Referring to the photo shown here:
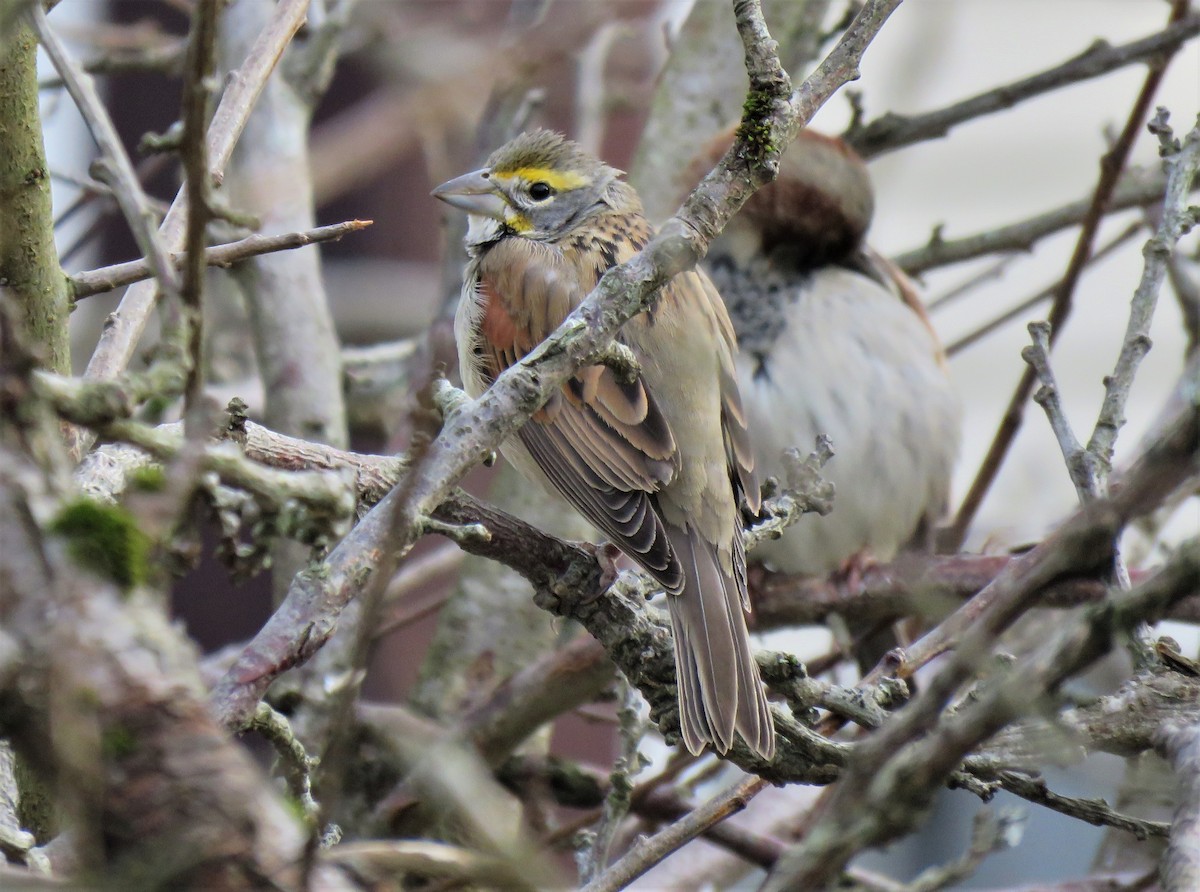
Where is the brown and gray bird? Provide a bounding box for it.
[698,128,961,585]
[433,130,775,760]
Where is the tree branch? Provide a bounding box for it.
[1087,113,1200,482]
[30,2,181,305]
[761,536,1200,890]
[79,0,310,455]
[0,12,69,374]
[894,168,1182,276]
[846,15,1200,159]
[1157,719,1200,891]
[69,220,373,300]
[946,0,1192,548]
[580,775,767,892]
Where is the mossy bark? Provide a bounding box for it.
[0,22,70,373]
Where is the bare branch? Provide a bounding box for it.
[991,772,1169,841]
[750,552,1192,631]
[947,0,1192,549]
[870,400,1198,687]
[580,775,767,892]
[249,702,320,823]
[761,537,1200,891]
[30,3,180,302]
[1023,320,1094,500]
[69,220,373,299]
[1157,720,1200,890]
[80,0,310,443]
[895,169,1177,276]
[1087,113,1200,482]
[846,15,1200,159]
[178,0,220,433]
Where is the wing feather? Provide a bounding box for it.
[690,269,762,515]
[473,237,684,592]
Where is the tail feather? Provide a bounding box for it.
[665,526,775,760]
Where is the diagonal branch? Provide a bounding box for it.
[894,168,1182,276]
[30,3,181,304]
[579,775,767,892]
[69,220,373,300]
[1087,114,1200,482]
[946,0,1192,549]
[79,0,310,450]
[761,534,1200,891]
[846,14,1200,159]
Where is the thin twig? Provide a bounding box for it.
[29,3,180,302]
[1087,113,1200,486]
[69,220,374,299]
[946,0,1192,549]
[1023,113,1200,665]
[946,222,1144,356]
[80,0,310,449]
[579,775,766,892]
[578,681,647,884]
[178,0,220,435]
[991,771,1169,841]
[895,169,1174,276]
[250,702,320,822]
[1022,320,1093,500]
[846,14,1200,159]
[927,255,1018,312]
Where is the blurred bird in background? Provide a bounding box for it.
[694,128,962,659]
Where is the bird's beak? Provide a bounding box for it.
[431,168,508,220]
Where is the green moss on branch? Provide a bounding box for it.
[49,499,149,591]
[0,21,70,374]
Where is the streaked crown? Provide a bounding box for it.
[486,131,629,240]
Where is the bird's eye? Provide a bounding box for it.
[529,181,554,201]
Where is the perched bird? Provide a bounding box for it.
[697,128,961,589]
[432,130,775,759]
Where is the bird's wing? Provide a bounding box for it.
[473,235,684,592]
[692,268,761,517]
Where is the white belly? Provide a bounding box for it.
[738,267,961,575]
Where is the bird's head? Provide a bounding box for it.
[688,127,875,271]
[432,130,628,245]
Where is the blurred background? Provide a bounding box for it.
[35,1,1199,887]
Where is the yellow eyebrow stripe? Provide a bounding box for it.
[491,167,587,191]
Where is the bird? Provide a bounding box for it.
[695,128,961,631]
[432,129,775,760]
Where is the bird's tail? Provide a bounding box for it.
[665,525,775,760]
